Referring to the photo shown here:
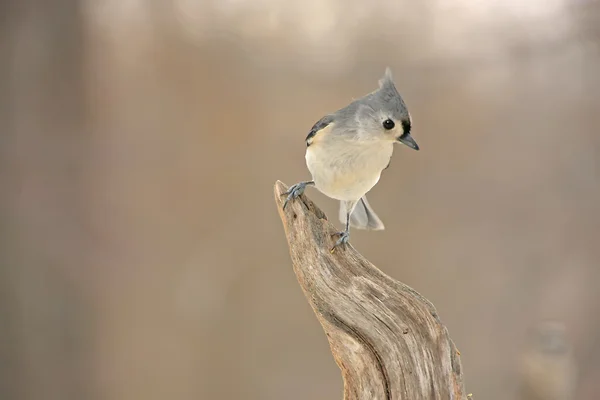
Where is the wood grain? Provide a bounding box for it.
[274,180,468,400]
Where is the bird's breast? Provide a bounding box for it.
[305,140,393,201]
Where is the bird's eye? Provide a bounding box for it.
[382,119,395,130]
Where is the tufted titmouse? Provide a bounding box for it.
[283,67,419,250]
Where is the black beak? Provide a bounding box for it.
[397,133,419,151]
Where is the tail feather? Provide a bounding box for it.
[339,196,385,230]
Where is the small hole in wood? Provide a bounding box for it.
[293,213,297,219]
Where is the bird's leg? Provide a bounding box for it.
[282,181,314,210]
[331,209,351,252]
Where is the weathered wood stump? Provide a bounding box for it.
[274,180,468,400]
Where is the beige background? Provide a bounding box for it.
[1,0,600,399]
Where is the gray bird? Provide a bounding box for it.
[283,67,419,250]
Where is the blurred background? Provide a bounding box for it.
[1,0,599,399]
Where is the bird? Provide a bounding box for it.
[517,320,577,400]
[282,67,419,251]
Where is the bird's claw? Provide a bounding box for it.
[330,230,350,253]
[282,182,308,210]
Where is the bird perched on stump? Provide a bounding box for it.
[283,67,419,251]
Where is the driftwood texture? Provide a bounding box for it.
[274,181,467,400]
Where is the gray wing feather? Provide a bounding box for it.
[305,115,334,147]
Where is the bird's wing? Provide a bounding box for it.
[305,115,334,147]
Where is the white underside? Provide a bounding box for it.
[305,139,394,201]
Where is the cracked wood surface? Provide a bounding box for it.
[274,180,467,400]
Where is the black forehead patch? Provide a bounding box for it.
[401,119,411,134]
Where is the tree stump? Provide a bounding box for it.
[274,180,468,400]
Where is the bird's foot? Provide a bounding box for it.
[282,182,309,210]
[331,230,350,253]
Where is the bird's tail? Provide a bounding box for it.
[339,196,385,230]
